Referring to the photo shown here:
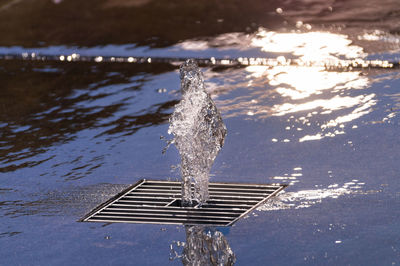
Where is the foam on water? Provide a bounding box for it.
[168,59,227,205]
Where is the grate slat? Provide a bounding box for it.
[143,181,282,190]
[89,215,233,223]
[134,188,276,195]
[136,187,277,193]
[80,179,287,226]
[100,209,241,217]
[88,218,229,226]
[110,203,250,211]
[93,212,238,220]
[106,205,246,213]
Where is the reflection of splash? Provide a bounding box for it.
[257,181,365,211]
[170,226,236,266]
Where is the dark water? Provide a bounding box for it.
[1,0,400,265]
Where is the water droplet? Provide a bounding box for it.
[296,21,303,28]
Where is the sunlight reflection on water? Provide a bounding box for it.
[251,29,366,61]
[201,28,392,210]
[209,29,380,147]
[258,180,366,211]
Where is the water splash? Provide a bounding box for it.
[168,59,227,206]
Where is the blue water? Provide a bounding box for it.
[1,0,400,265]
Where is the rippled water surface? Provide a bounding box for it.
[1,0,400,265]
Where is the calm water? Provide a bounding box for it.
[1,0,400,265]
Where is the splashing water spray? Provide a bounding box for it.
[168,59,227,206]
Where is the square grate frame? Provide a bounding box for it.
[79,179,287,226]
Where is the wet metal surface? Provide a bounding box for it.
[81,179,286,226]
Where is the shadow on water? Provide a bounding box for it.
[0,183,130,220]
[0,60,177,173]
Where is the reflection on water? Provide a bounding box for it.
[0,0,284,48]
[0,60,176,173]
[2,0,400,50]
[251,29,365,61]
[257,179,365,211]
[210,29,386,144]
[0,183,130,238]
[171,226,235,266]
[258,180,366,211]
[248,66,368,100]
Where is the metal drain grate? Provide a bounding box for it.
[80,179,287,226]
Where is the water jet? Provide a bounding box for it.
[80,59,287,226]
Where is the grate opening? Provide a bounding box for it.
[167,199,200,207]
[80,179,287,226]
